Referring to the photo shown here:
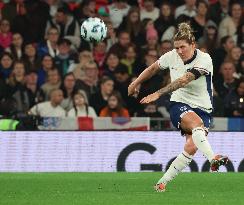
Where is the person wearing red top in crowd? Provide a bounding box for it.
[95,0,109,11]
[93,41,107,74]
[99,91,129,117]
[0,19,12,49]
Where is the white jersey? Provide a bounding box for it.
[30,101,66,117]
[157,49,213,113]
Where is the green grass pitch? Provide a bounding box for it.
[0,172,244,205]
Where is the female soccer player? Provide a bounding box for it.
[128,23,228,192]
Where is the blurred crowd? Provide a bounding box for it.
[0,0,243,119]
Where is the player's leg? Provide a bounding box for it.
[181,111,228,171]
[155,102,228,192]
[180,112,215,161]
[155,134,197,192]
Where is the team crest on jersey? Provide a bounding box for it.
[180,106,188,111]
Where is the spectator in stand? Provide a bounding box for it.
[7,60,26,90]
[25,70,45,106]
[174,0,196,19]
[198,22,218,57]
[0,52,13,80]
[108,30,131,59]
[23,42,41,73]
[41,68,61,100]
[37,54,55,87]
[0,0,6,8]
[73,0,96,23]
[103,52,123,79]
[38,27,60,58]
[97,5,111,23]
[65,0,82,11]
[99,91,129,117]
[215,61,238,99]
[90,76,114,115]
[141,27,159,61]
[154,2,175,40]
[120,43,141,75]
[212,35,235,78]
[95,0,109,10]
[106,21,118,51]
[75,60,99,99]
[54,38,77,77]
[45,0,62,18]
[136,18,155,46]
[2,0,25,26]
[146,27,159,51]
[71,50,93,79]
[159,40,173,56]
[225,46,242,74]
[60,72,76,111]
[93,40,107,73]
[218,2,243,44]
[114,65,130,104]
[24,0,50,42]
[140,0,159,21]
[236,23,244,50]
[224,78,244,117]
[0,19,12,49]
[67,89,97,117]
[11,2,31,42]
[135,48,158,76]
[7,60,33,115]
[103,52,120,79]
[118,6,142,45]
[29,88,65,117]
[108,0,130,29]
[190,0,210,41]
[209,0,230,26]
[46,6,80,47]
[5,33,24,61]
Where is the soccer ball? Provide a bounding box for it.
[80,17,107,43]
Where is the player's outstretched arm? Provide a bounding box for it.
[128,61,160,97]
[140,72,196,104]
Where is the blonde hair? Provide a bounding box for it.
[173,23,195,44]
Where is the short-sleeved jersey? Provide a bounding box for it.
[157,49,213,113]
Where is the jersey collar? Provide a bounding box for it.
[184,49,197,65]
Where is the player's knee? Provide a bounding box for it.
[184,142,197,155]
[189,119,204,130]
[192,126,205,135]
[181,116,204,132]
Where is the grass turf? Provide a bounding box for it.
[0,172,244,205]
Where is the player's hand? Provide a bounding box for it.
[128,82,140,97]
[140,92,160,104]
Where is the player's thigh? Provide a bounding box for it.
[180,111,204,133]
[184,134,197,155]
